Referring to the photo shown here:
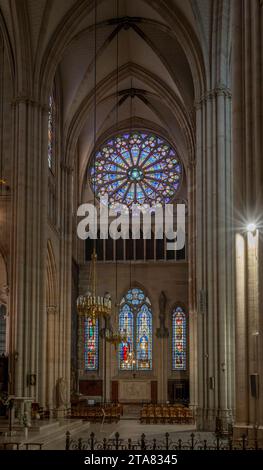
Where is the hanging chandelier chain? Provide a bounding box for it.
[76,0,112,327]
[114,0,119,326]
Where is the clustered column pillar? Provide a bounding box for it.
[188,160,198,414]
[59,163,74,407]
[195,86,234,431]
[232,0,263,440]
[9,97,48,406]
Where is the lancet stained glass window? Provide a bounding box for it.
[48,94,55,171]
[119,288,152,370]
[0,305,6,355]
[90,131,182,207]
[172,307,186,370]
[119,304,134,370]
[84,317,99,370]
[136,304,152,370]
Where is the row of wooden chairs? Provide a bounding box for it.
[70,404,122,423]
[140,404,194,424]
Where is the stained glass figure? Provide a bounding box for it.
[90,131,182,207]
[0,305,6,355]
[119,288,152,370]
[48,95,55,171]
[172,307,186,370]
[136,304,152,370]
[119,304,133,370]
[84,317,99,370]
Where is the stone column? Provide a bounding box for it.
[9,97,48,406]
[188,160,198,413]
[232,0,263,440]
[195,85,234,430]
[46,306,57,411]
[59,163,74,407]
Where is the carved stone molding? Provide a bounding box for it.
[195,84,232,108]
[60,162,74,175]
[47,305,57,315]
[11,95,48,112]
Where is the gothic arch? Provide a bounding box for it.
[79,117,187,202]
[65,62,195,178]
[5,1,33,94]
[46,240,58,309]
[45,240,58,409]
[37,0,206,105]
[0,8,15,89]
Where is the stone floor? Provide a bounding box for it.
[0,417,221,450]
[45,419,217,450]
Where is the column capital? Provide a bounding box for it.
[60,162,74,175]
[11,95,48,111]
[195,84,231,108]
[188,159,196,169]
[47,305,57,315]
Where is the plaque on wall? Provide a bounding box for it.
[119,380,151,402]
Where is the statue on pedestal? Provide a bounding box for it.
[56,377,67,408]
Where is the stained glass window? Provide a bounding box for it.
[119,288,152,370]
[119,304,134,370]
[136,304,152,370]
[90,131,182,207]
[0,305,6,355]
[172,307,186,370]
[84,317,99,370]
[48,94,55,171]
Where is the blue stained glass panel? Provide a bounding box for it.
[119,304,134,370]
[90,131,182,207]
[48,95,55,170]
[118,289,152,371]
[84,317,99,370]
[136,304,152,370]
[172,307,186,370]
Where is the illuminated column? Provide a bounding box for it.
[247,229,259,431]
[235,234,248,426]
[232,0,263,439]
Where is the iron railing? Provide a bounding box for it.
[65,431,262,451]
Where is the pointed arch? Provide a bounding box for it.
[119,287,152,371]
[46,240,58,308]
[172,305,187,371]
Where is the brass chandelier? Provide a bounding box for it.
[77,248,111,326]
[105,327,127,350]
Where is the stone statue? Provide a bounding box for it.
[71,367,77,394]
[156,291,169,338]
[104,313,112,331]
[56,377,67,408]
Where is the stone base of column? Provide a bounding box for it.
[196,407,233,432]
[233,424,263,444]
[55,407,67,418]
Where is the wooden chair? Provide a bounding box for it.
[154,406,162,423]
[140,408,147,423]
[162,406,170,423]
[147,406,155,423]
[169,407,176,424]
